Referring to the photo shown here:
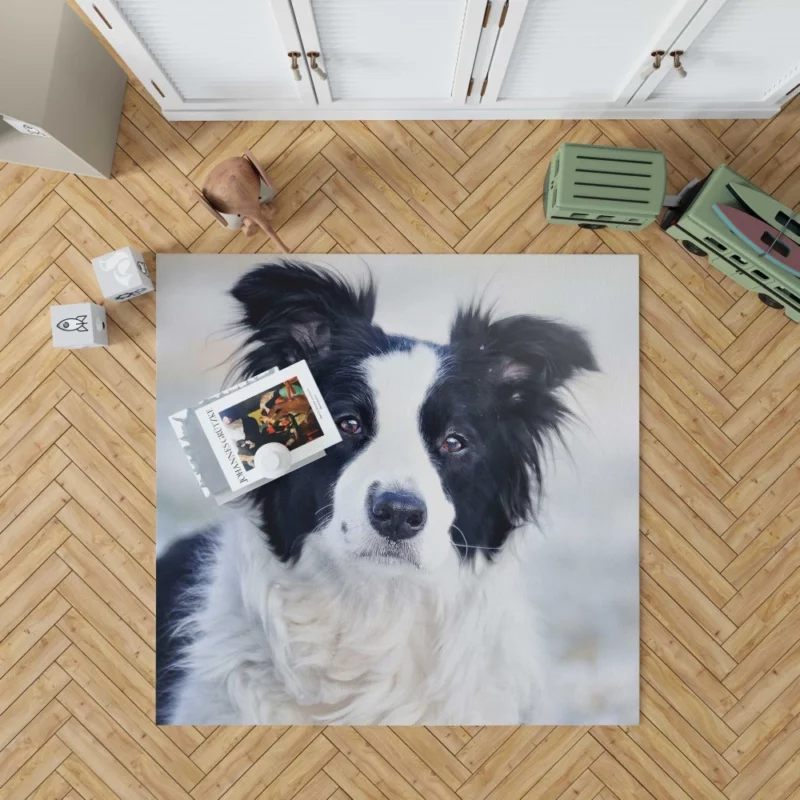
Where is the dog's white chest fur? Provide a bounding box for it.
[168,517,542,725]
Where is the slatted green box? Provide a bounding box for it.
[544,144,667,231]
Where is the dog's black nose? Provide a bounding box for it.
[368,490,427,540]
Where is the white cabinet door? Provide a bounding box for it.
[480,0,707,110]
[76,0,316,112]
[633,0,800,108]
[289,0,486,108]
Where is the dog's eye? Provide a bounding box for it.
[338,416,362,435]
[442,434,466,453]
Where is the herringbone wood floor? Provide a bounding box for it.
[3,51,800,799]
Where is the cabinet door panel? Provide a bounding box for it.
[484,0,705,106]
[292,0,481,106]
[85,0,314,107]
[646,0,800,104]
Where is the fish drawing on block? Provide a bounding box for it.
[713,204,800,277]
[57,315,89,332]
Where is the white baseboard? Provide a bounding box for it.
[162,104,781,122]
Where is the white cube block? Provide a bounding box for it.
[51,303,108,349]
[92,246,154,301]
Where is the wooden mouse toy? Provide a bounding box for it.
[196,149,288,252]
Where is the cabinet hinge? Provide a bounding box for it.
[482,1,492,27]
[499,0,509,27]
[467,77,474,97]
[480,77,488,97]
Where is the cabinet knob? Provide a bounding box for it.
[307,52,327,81]
[670,50,687,79]
[640,51,665,81]
[288,52,302,81]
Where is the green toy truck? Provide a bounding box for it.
[544,142,800,322]
[660,165,800,323]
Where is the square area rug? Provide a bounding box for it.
[155,254,639,726]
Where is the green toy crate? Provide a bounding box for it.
[544,143,667,231]
[661,165,800,322]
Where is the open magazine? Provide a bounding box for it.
[169,361,340,504]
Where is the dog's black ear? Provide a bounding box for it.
[231,261,376,370]
[450,306,597,399]
[450,306,597,522]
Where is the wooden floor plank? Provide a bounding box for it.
[400,121,469,174]
[0,590,70,683]
[57,682,191,800]
[639,681,737,790]
[321,173,414,253]
[640,356,736,463]
[0,698,70,790]
[641,501,736,608]
[56,571,154,684]
[122,85,202,176]
[264,121,336,190]
[453,121,538,192]
[57,646,204,791]
[730,96,800,179]
[640,643,737,751]
[454,121,506,156]
[322,137,448,252]
[364,120,469,210]
[55,392,154,501]
[0,517,72,608]
[631,119,711,180]
[0,192,69,278]
[641,392,735,500]
[2,733,71,800]
[55,535,154,643]
[77,172,185,255]
[723,642,800,734]
[55,175,147,253]
[111,148,202,249]
[454,119,578,230]
[116,115,200,212]
[0,162,36,206]
[330,121,468,246]
[723,678,800,772]
[641,534,736,643]
[0,265,70,350]
[1,58,800,799]
[457,728,550,800]
[723,568,800,664]
[0,228,68,316]
[0,169,65,243]
[189,726,288,800]
[187,122,238,157]
[56,716,158,800]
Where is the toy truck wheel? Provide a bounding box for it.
[682,240,707,257]
[758,293,784,310]
[578,223,607,230]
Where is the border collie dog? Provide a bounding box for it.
[157,261,597,725]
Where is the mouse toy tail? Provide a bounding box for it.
[253,213,289,253]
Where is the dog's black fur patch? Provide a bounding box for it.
[156,527,217,722]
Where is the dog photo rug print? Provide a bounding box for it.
[155,255,639,725]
